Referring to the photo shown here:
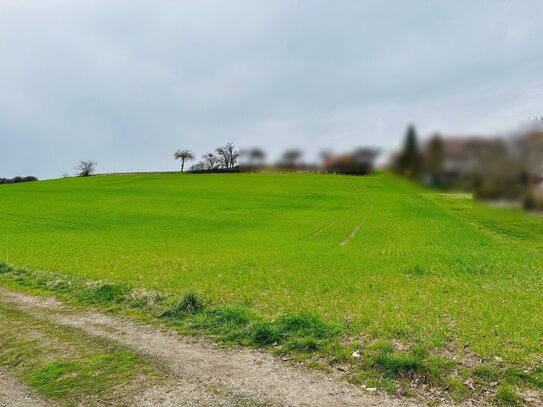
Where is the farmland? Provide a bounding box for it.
[1,172,542,402]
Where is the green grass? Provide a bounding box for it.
[494,384,522,406]
[0,301,162,405]
[27,353,143,401]
[0,172,542,399]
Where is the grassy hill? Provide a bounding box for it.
[1,172,542,399]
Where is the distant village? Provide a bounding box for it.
[391,124,543,210]
[240,122,543,211]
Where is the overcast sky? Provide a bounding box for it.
[1,0,542,179]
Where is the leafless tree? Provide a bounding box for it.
[202,153,219,170]
[216,142,239,170]
[174,149,195,172]
[77,160,97,177]
[190,161,206,171]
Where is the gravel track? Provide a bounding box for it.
[0,288,426,407]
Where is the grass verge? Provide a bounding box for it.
[0,262,538,405]
[0,295,163,406]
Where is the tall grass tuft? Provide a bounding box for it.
[162,292,205,318]
[75,283,130,304]
[494,385,522,406]
[0,262,12,274]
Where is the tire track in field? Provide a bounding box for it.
[308,205,355,238]
[305,179,360,239]
[340,183,375,247]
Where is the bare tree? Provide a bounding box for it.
[227,142,240,169]
[202,153,219,170]
[77,160,97,177]
[216,145,228,169]
[216,142,239,170]
[174,149,195,172]
[190,161,206,171]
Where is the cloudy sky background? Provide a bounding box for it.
[1,0,542,179]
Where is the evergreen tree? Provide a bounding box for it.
[397,125,422,178]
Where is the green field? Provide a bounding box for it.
[1,173,542,374]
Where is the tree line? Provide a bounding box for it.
[60,144,240,179]
[0,176,38,185]
[174,142,239,172]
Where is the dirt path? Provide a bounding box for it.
[0,369,50,407]
[0,288,426,407]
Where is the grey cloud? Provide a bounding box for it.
[1,0,543,178]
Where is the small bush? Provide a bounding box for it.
[162,292,205,318]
